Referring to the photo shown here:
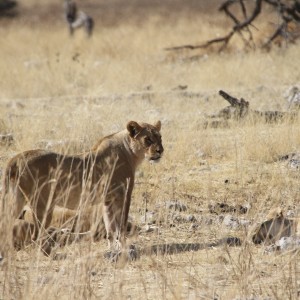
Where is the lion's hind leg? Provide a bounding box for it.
[2,179,27,220]
[3,184,29,250]
[12,219,35,250]
[32,199,54,238]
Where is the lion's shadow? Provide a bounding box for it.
[142,237,241,256]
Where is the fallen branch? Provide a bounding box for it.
[206,90,297,126]
[164,31,235,52]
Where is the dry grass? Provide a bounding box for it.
[0,1,300,299]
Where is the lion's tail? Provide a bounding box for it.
[1,158,20,210]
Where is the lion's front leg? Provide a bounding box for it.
[102,202,122,262]
[102,203,121,250]
[30,186,56,247]
[102,186,139,262]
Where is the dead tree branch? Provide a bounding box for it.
[212,90,296,123]
[165,31,235,51]
[219,90,248,107]
[166,0,300,52]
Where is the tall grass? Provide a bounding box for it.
[0,1,299,299]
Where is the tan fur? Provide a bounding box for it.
[12,219,35,250]
[252,208,295,245]
[22,205,93,233]
[265,207,284,220]
[2,121,163,253]
[22,204,139,242]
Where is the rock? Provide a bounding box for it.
[239,218,251,227]
[195,149,205,158]
[37,275,51,285]
[286,210,296,218]
[166,200,187,212]
[186,215,197,222]
[172,85,188,91]
[275,236,300,250]
[286,208,300,218]
[222,215,240,228]
[288,159,300,170]
[196,216,214,225]
[284,86,300,108]
[52,253,68,260]
[264,244,278,254]
[0,133,13,146]
[223,236,241,246]
[209,202,249,215]
[238,205,250,214]
[140,224,158,233]
[278,152,300,170]
[140,211,156,225]
[172,214,184,222]
[104,245,140,262]
[189,223,199,231]
[264,236,300,254]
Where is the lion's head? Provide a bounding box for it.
[127,120,163,162]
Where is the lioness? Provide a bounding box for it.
[2,120,163,257]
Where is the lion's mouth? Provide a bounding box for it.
[149,156,161,163]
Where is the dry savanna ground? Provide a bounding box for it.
[0,0,300,299]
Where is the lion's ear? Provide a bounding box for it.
[127,121,142,138]
[154,120,161,132]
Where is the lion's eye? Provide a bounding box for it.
[144,137,153,146]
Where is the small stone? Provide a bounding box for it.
[286,210,295,218]
[186,215,197,222]
[140,224,157,233]
[189,223,199,231]
[128,244,139,261]
[52,253,67,261]
[289,159,300,170]
[275,236,300,250]
[166,200,187,212]
[239,218,251,227]
[140,211,156,225]
[222,215,239,228]
[264,244,278,254]
[224,237,241,246]
[173,214,184,222]
[238,205,249,214]
[37,275,51,285]
[0,133,13,146]
[199,216,213,225]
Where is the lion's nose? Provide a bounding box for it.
[157,145,164,155]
